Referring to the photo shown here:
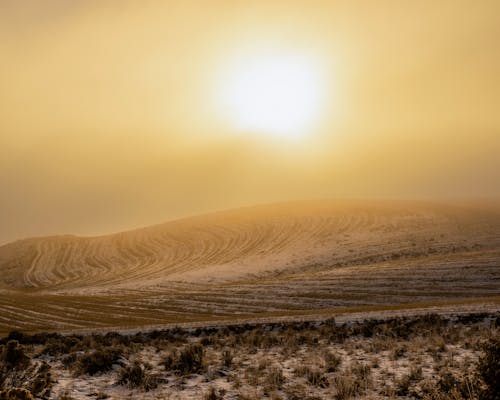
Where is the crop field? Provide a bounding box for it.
[0,200,499,335]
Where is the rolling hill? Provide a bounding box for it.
[1,200,499,334]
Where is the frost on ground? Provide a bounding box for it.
[1,200,500,335]
[0,312,498,400]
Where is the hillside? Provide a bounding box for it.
[1,200,499,334]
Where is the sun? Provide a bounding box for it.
[217,52,325,139]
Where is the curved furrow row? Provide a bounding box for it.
[4,201,500,292]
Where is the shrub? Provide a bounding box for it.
[0,388,34,400]
[436,369,460,394]
[40,336,82,357]
[5,332,26,344]
[61,353,78,369]
[57,391,75,400]
[0,341,30,369]
[333,374,358,400]
[295,366,329,388]
[323,351,341,372]
[221,349,233,369]
[75,347,123,376]
[203,387,225,400]
[117,361,159,391]
[390,344,407,360]
[163,343,205,375]
[396,367,422,396]
[477,335,500,400]
[265,366,285,390]
[350,362,372,392]
[29,361,53,399]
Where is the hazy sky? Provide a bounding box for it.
[1,0,499,244]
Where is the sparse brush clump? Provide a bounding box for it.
[0,341,30,370]
[349,361,372,393]
[60,352,78,369]
[436,368,460,393]
[29,361,53,399]
[163,343,205,375]
[294,365,329,388]
[57,390,76,400]
[419,373,480,400]
[203,386,225,400]
[0,388,34,400]
[221,348,233,369]
[117,361,160,391]
[332,374,359,400]
[477,335,500,400]
[390,344,407,360]
[40,336,82,357]
[74,347,123,376]
[0,341,32,397]
[417,366,482,400]
[329,363,370,400]
[323,351,341,372]
[395,366,422,396]
[0,341,53,399]
[264,366,285,391]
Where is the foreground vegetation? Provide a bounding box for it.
[0,313,498,399]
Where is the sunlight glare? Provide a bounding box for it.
[217,52,325,139]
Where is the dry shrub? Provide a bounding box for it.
[419,368,480,400]
[323,351,342,372]
[56,390,75,400]
[283,383,322,400]
[294,365,329,388]
[368,337,393,353]
[350,361,372,392]
[331,362,371,399]
[236,389,261,400]
[420,381,470,400]
[203,386,225,400]
[0,341,31,393]
[265,366,285,390]
[477,335,500,400]
[244,366,265,386]
[0,363,52,399]
[39,336,82,357]
[29,361,53,399]
[436,369,461,393]
[0,341,53,399]
[75,347,123,376]
[163,343,205,375]
[395,366,422,396]
[390,344,407,360]
[221,349,233,369]
[332,374,358,400]
[257,357,269,371]
[0,388,34,400]
[0,341,30,369]
[117,361,160,391]
[61,353,77,369]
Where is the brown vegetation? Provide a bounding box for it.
[0,312,498,399]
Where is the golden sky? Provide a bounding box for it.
[1,0,499,243]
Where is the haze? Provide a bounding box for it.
[1,0,500,244]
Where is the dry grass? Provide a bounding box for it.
[0,312,498,399]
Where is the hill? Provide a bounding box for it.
[0,199,499,334]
